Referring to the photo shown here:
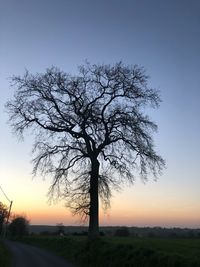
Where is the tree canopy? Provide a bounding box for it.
[6,62,165,238]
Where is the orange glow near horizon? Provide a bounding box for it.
[11,193,200,228]
[1,164,199,228]
[11,206,200,228]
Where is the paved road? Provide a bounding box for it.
[5,240,76,267]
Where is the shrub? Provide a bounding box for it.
[9,216,29,237]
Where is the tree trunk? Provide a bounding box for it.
[88,158,99,239]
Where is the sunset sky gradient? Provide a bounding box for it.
[0,0,200,228]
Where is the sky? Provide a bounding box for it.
[0,0,200,228]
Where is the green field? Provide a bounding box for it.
[18,236,200,267]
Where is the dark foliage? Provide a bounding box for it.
[9,216,29,237]
[0,241,11,267]
[0,202,8,235]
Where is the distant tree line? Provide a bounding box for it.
[113,226,200,239]
[28,225,200,239]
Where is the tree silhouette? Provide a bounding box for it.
[6,62,165,239]
[0,202,8,235]
[9,216,29,237]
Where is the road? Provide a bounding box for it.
[5,240,76,267]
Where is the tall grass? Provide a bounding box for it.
[0,240,11,267]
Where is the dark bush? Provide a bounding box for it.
[9,216,29,237]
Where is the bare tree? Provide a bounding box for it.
[6,62,165,239]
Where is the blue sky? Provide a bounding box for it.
[0,0,200,227]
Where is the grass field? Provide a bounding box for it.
[17,235,200,267]
[0,240,11,267]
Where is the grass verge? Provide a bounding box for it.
[17,236,200,267]
[0,239,11,267]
